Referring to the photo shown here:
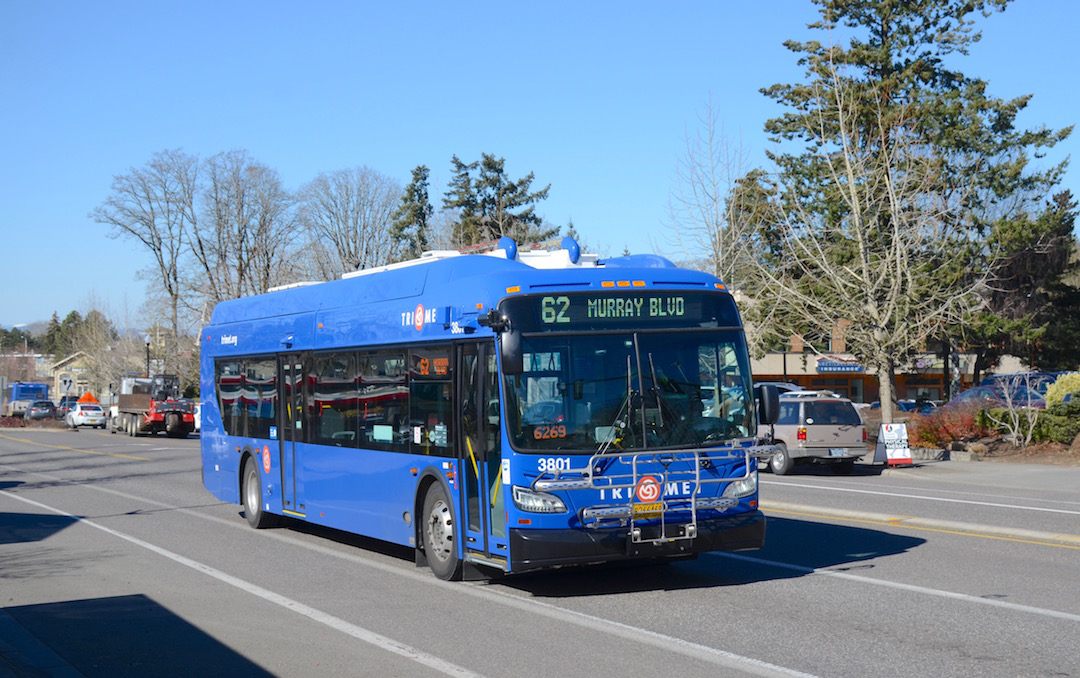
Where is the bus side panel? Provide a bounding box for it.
[297,443,454,548]
[198,398,238,502]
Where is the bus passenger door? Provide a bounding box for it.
[279,353,306,517]
[459,342,508,566]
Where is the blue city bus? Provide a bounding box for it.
[199,237,778,580]
[4,382,49,417]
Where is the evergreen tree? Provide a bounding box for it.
[442,153,555,246]
[57,311,83,358]
[960,191,1078,376]
[42,312,62,356]
[443,155,481,245]
[566,220,580,243]
[736,0,1070,420]
[1026,192,1080,370]
[390,165,434,260]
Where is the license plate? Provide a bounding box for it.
[632,502,664,519]
[829,448,847,457]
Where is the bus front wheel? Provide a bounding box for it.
[422,483,461,581]
[243,457,279,529]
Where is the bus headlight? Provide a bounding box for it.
[512,486,567,513]
[722,471,757,499]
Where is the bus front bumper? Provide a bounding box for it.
[508,510,765,573]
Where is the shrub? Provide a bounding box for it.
[982,407,1040,446]
[1045,372,1080,406]
[907,405,992,446]
[1036,399,1080,444]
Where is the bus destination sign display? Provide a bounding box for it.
[541,294,686,324]
[503,291,740,332]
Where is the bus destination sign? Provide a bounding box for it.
[541,294,686,324]
[503,291,740,332]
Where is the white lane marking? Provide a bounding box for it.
[2,465,816,678]
[760,480,1080,516]
[769,475,1080,508]
[713,552,1080,623]
[0,489,484,678]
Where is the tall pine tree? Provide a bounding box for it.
[736,0,1070,420]
[443,153,555,247]
[390,165,434,260]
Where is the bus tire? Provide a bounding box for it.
[243,457,279,529]
[421,483,461,581]
[770,442,794,476]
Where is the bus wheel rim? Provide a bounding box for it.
[426,499,453,562]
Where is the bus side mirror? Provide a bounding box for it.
[501,329,523,376]
[756,384,779,426]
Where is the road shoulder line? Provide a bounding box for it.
[760,499,1080,548]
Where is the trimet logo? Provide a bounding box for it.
[635,475,663,502]
[401,303,437,331]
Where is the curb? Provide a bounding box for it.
[760,499,1080,548]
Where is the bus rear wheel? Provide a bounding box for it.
[243,457,279,529]
[421,483,461,581]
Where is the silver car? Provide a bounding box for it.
[760,391,866,475]
[66,403,107,429]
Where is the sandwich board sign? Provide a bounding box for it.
[875,423,912,466]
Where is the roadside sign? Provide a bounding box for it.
[875,423,912,466]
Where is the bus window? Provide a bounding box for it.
[359,349,408,451]
[246,359,277,439]
[313,353,358,447]
[410,347,453,457]
[215,358,277,438]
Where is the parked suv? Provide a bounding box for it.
[760,391,866,475]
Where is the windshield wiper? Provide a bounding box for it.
[598,355,638,453]
[646,352,682,432]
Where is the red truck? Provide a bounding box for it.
[110,375,195,438]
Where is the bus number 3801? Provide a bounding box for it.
[537,456,572,473]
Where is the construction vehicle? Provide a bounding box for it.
[110,375,195,438]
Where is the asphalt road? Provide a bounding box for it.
[1,429,1078,677]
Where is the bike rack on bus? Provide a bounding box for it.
[532,443,776,545]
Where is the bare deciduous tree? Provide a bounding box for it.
[190,150,298,304]
[736,69,993,423]
[91,149,198,374]
[663,96,758,290]
[297,166,401,279]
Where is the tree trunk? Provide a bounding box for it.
[875,356,896,425]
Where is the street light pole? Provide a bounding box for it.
[144,334,151,377]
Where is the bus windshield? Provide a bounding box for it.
[504,330,755,452]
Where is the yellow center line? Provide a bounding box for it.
[764,506,1080,550]
[0,431,151,461]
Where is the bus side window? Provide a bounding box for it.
[410,347,453,457]
[361,349,409,452]
[314,353,358,448]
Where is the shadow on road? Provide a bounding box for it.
[500,516,925,597]
[3,594,272,677]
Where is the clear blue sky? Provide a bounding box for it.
[2,0,1076,328]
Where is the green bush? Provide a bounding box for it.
[1037,399,1080,444]
[1045,372,1080,406]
